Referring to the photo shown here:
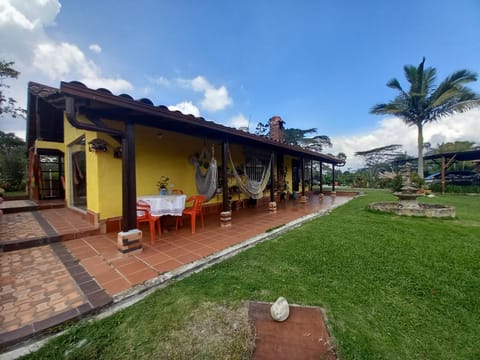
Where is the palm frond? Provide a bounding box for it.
[386,78,404,92]
[403,64,419,87]
[444,69,478,85]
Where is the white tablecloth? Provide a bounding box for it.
[138,194,187,217]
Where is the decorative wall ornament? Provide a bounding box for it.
[88,138,108,152]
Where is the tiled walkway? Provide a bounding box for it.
[1,246,86,332]
[0,194,354,350]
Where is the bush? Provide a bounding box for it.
[0,148,26,192]
[429,182,480,193]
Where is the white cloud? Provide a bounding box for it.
[330,108,480,170]
[202,85,232,112]
[229,113,250,129]
[32,42,132,92]
[0,0,60,30]
[168,101,200,117]
[151,76,171,87]
[178,76,232,112]
[0,0,132,106]
[190,76,210,92]
[33,42,98,80]
[89,43,102,53]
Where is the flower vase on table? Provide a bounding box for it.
[157,176,170,195]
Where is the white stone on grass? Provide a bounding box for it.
[270,297,290,322]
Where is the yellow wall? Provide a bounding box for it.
[61,115,123,219]
[135,125,226,202]
[35,140,65,153]
[37,114,295,221]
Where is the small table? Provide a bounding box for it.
[137,194,187,217]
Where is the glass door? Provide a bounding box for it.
[38,150,64,199]
[69,136,87,210]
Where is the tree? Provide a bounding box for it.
[355,144,404,187]
[0,131,26,191]
[284,128,332,152]
[0,60,25,118]
[370,58,480,178]
[255,122,332,152]
[429,140,477,154]
[0,61,27,192]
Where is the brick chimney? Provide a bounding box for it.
[268,116,285,142]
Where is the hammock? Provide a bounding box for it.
[228,144,273,199]
[191,145,218,201]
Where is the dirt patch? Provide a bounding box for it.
[249,301,336,360]
[160,302,255,359]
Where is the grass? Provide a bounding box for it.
[22,190,480,359]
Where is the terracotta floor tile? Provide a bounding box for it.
[97,249,122,261]
[81,259,112,276]
[150,242,176,251]
[109,256,139,268]
[123,268,158,285]
[92,270,122,284]
[69,246,98,260]
[175,252,202,265]
[191,246,216,257]
[153,259,183,273]
[102,277,131,296]
[64,240,89,250]
[160,246,184,258]
[208,241,230,250]
[79,255,105,268]
[116,261,150,276]
[140,252,173,266]
[178,241,206,252]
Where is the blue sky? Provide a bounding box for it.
[1,0,480,169]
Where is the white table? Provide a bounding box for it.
[137,194,187,217]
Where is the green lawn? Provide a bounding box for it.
[23,191,480,359]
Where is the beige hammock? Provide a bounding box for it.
[227,144,273,199]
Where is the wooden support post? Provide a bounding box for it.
[122,121,137,232]
[222,141,229,213]
[441,156,446,195]
[331,164,336,196]
[270,152,275,203]
[310,160,313,192]
[319,161,323,193]
[301,157,305,196]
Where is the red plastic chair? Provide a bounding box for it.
[136,201,161,244]
[176,195,205,234]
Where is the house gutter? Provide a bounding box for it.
[65,97,123,137]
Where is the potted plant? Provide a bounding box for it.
[157,176,170,195]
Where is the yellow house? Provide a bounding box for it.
[27,81,344,240]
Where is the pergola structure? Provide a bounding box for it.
[421,149,480,194]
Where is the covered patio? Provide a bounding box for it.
[27,81,345,252]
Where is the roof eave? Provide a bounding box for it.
[54,81,343,164]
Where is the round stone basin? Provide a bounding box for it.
[368,202,456,218]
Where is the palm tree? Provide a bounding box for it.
[370,58,480,178]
